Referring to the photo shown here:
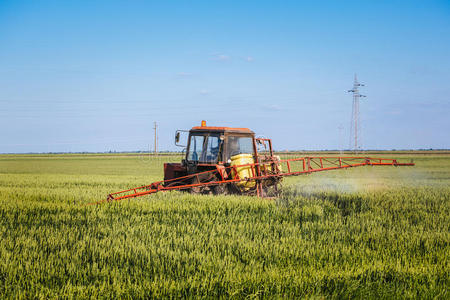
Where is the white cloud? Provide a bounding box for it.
[199,89,210,95]
[262,104,282,111]
[209,53,255,62]
[211,53,231,61]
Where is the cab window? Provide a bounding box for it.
[187,135,205,161]
[187,134,221,163]
[205,135,220,163]
[227,136,253,159]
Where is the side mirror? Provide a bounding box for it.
[174,130,188,147]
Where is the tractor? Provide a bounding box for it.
[164,121,281,196]
[100,121,414,204]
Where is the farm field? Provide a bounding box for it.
[0,152,448,298]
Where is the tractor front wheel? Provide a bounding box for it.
[213,183,229,195]
[189,176,202,194]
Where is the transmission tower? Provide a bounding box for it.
[348,74,366,151]
[153,121,158,154]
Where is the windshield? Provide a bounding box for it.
[205,135,220,163]
[187,135,204,161]
[187,134,221,163]
[227,136,253,159]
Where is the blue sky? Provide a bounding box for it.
[0,0,449,153]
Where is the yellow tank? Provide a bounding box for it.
[230,154,256,190]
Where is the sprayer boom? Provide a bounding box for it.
[92,123,415,205]
[93,155,414,205]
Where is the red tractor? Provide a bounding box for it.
[101,121,414,204]
[164,123,280,196]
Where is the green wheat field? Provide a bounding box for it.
[0,152,448,298]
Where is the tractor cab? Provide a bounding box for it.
[184,126,255,165]
[165,122,256,182]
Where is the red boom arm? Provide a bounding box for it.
[89,156,414,205]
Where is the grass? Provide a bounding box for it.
[0,152,448,298]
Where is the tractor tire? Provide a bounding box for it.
[189,176,206,194]
[213,184,229,195]
[262,178,282,197]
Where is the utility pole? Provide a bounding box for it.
[153,121,158,154]
[348,74,366,151]
[338,124,344,155]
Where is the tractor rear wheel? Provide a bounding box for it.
[262,178,282,197]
